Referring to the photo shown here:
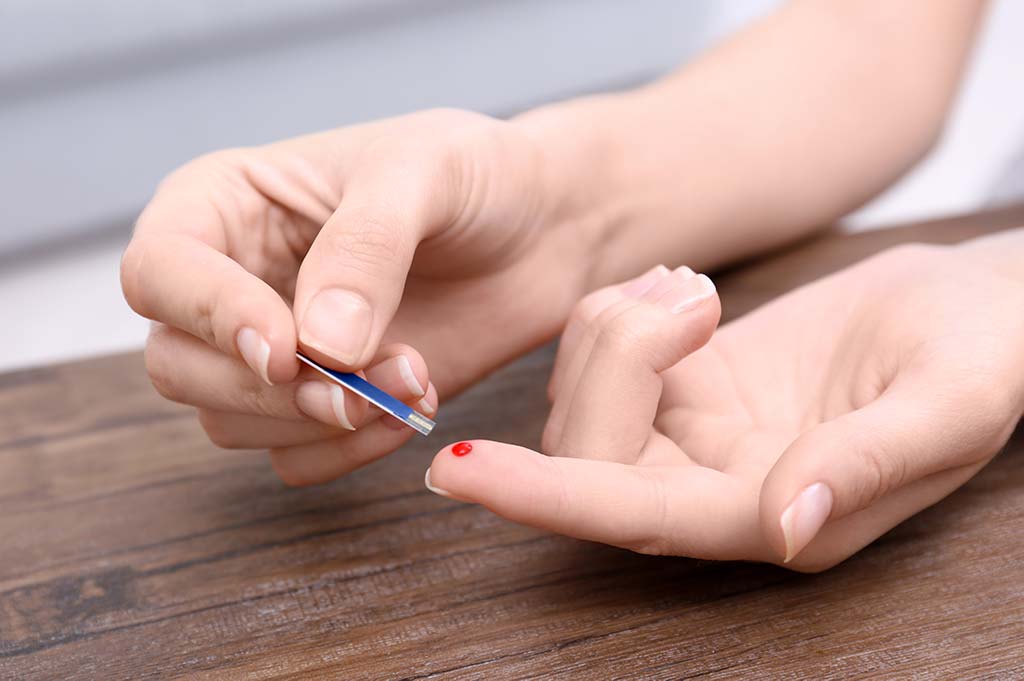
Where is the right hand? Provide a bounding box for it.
[121,108,589,485]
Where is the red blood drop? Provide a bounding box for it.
[451,442,473,457]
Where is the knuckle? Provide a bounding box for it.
[551,467,573,525]
[594,315,654,365]
[572,292,614,328]
[630,474,672,556]
[328,215,406,273]
[851,434,904,507]
[238,381,275,418]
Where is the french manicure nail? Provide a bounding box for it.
[295,381,356,430]
[424,468,452,497]
[659,273,716,314]
[299,289,372,365]
[779,482,833,563]
[237,327,272,385]
[641,265,695,301]
[396,355,426,398]
[327,383,356,430]
[417,398,434,415]
[622,265,670,298]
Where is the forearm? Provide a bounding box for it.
[516,0,985,288]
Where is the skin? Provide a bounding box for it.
[428,234,1024,570]
[120,1,999,565]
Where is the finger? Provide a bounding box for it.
[365,343,430,400]
[294,343,430,430]
[425,440,764,559]
[547,265,670,402]
[759,362,1015,564]
[270,418,416,486]
[145,323,317,421]
[379,380,439,432]
[786,463,985,573]
[123,200,298,385]
[197,409,344,449]
[551,268,721,462]
[293,149,452,371]
[543,265,673,451]
[148,328,429,429]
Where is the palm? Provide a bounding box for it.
[655,285,874,479]
[613,246,1010,567]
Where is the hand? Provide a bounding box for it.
[425,239,1024,571]
[121,109,589,485]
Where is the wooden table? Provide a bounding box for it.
[2,207,1023,680]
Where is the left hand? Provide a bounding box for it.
[425,236,1024,571]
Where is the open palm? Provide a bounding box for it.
[427,243,1024,571]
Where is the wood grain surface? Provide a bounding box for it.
[2,206,1023,680]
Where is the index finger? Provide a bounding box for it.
[425,440,766,561]
[121,159,300,384]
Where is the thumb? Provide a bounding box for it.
[759,367,1001,563]
[293,156,452,370]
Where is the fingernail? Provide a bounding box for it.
[780,482,833,563]
[237,327,272,385]
[424,468,452,498]
[299,289,372,365]
[396,355,425,397]
[622,265,670,297]
[417,383,438,416]
[295,381,356,430]
[640,265,695,301]
[658,273,716,314]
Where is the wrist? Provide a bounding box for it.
[512,95,637,290]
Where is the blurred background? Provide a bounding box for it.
[2,0,1023,372]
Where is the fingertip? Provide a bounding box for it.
[427,439,482,491]
[231,287,299,384]
[424,467,454,498]
[294,379,366,430]
[427,440,541,507]
[236,327,274,385]
[779,482,834,563]
[264,332,300,384]
[758,463,798,562]
[374,343,429,398]
[418,382,439,417]
[759,430,838,563]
